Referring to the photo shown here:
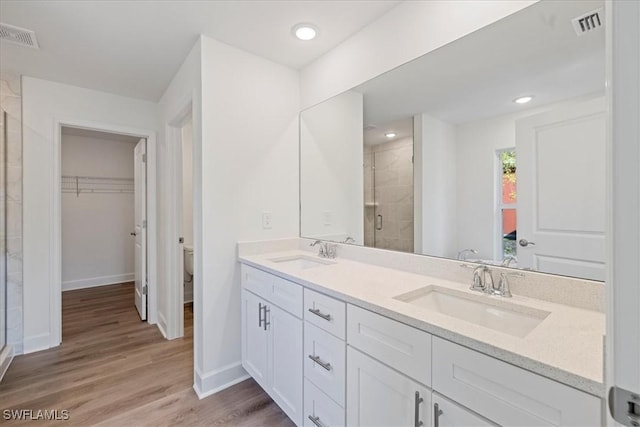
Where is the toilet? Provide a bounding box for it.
[184,244,194,278]
[184,245,194,302]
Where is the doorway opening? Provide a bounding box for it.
[179,115,194,336]
[60,126,148,340]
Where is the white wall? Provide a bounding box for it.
[414,114,457,258]
[21,77,158,353]
[182,120,193,247]
[196,36,299,396]
[300,1,538,109]
[455,94,604,261]
[300,91,363,243]
[61,133,136,290]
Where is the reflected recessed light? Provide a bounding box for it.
[513,96,534,104]
[385,132,397,138]
[293,24,317,41]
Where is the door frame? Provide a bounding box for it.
[51,118,158,345]
[164,98,192,340]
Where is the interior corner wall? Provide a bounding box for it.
[300,90,364,243]
[21,77,158,354]
[300,0,538,109]
[61,134,136,291]
[414,114,457,259]
[197,35,299,396]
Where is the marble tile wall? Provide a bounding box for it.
[1,75,23,355]
[363,138,414,253]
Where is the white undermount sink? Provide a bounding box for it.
[393,286,550,338]
[268,255,334,269]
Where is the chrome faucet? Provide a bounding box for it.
[494,271,524,298]
[342,236,356,244]
[501,255,517,267]
[470,264,495,293]
[310,240,337,259]
[457,248,478,261]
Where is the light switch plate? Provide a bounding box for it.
[262,212,272,229]
[323,211,332,226]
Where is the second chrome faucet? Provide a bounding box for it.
[464,263,523,298]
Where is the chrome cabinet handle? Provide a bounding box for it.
[518,238,536,247]
[308,415,325,427]
[308,308,332,322]
[414,391,424,427]
[376,214,383,230]
[130,232,137,236]
[263,306,270,331]
[258,302,263,328]
[434,402,443,427]
[308,354,332,371]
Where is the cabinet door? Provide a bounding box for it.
[241,290,269,389]
[269,303,303,426]
[347,347,431,427]
[432,393,496,427]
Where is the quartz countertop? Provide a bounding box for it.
[239,249,605,397]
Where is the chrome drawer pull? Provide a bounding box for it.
[308,354,332,371]
[258,302,263,328]
[434,402,443,427]
[308,415,326,427]
[415,391,424,427]
[308,308,332,321]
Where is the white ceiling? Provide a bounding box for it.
[0,0,399,101]
[356,0,605,126]
[364,117,413,146]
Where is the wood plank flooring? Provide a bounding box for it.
[0,283,293,426]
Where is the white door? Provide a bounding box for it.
[269,303,303,426]
[607,1,640,425]
[241,290,269,390]
[516,97,607,281]
[347,347,431,427]
[134,138,147,321]
[432,393,496,427]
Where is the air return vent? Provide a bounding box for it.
[571,8,604,36]
[0,23,39,49]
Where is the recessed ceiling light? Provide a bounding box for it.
[385,132,397,138]
[513,96,534,104]
[293,24,317,41]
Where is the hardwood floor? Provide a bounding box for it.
[1,283,293,426]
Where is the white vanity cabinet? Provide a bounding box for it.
[432,393,496,427]
[303,288,347,427]
[346,305,432,427]
[240,265,303,426]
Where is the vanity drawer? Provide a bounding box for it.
[241,264,302,318]
[304,379,345,427]
[304,289,346,339]
[347,304,431,387]
[304,322,346,406]
[432,337,602,426]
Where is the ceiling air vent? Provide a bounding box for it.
[0,23,39,49]
[571,8,604,36]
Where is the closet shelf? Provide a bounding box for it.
[62,175,134,196]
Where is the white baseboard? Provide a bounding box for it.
[0,345,14,382]
[23,332,52,354]
[193,362,249,399]
[157,312,168,338]
[62,273,134,291]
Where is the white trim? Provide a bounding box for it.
[157,312,168,339]
[193,362,250,399]
[51,118,159,348]
[164,98,192,341]
[0,345,14,382]
[23,332,50,354]
[62,274,134,291]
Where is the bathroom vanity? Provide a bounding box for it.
[238,241,604,427]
